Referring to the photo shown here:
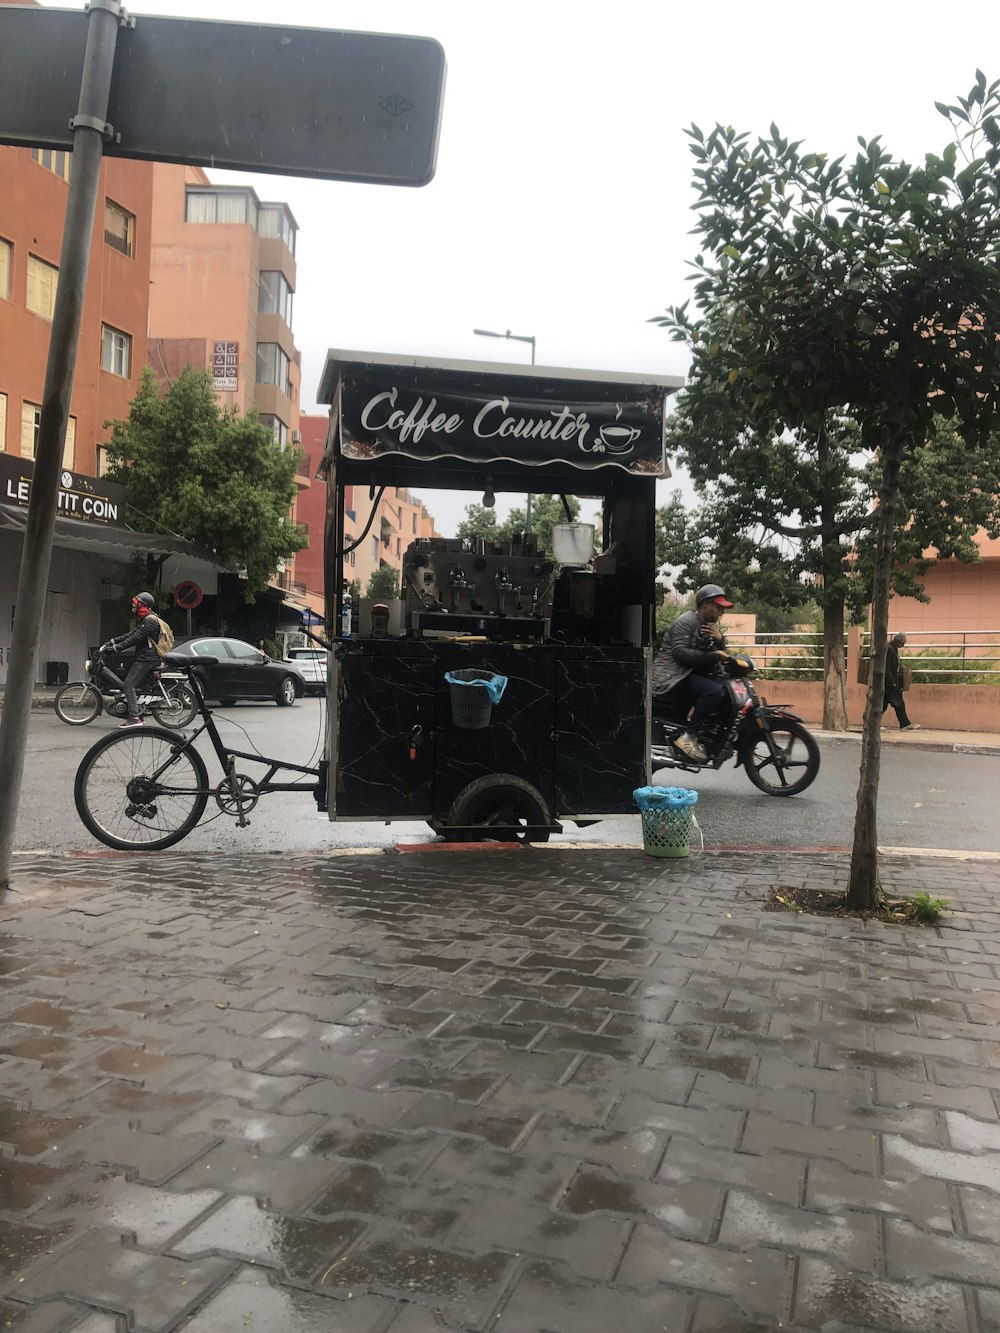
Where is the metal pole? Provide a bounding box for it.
[525,337,535,534]
[0,0,123,886]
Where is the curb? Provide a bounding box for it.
[812,729,1000,757]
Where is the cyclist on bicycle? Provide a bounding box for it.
[101,592,162,728]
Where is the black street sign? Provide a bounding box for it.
[0,6,446,186]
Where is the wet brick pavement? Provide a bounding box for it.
[0,847,999,1331]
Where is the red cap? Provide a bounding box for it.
[710,595,734,608]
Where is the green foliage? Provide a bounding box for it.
[910,891,949,923]
[456,496,582,555]
[654,599,685,634]
[901,647,1000,685]
[366,564,401,601]
[105,367,305,601]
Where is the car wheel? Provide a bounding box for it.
[276,676,297,707]
[219,698,237,707]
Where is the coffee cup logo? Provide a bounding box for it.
[597,422,640,454]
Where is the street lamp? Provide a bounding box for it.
[473,327,536,532]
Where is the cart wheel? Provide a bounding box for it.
[444,774,551,843]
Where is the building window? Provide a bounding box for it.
[26,256,58,320]
[258,271,294,326]
[371,536,379,562]
[0,393,6,451]
[259,413,287,446]
[101,325,132,377]
[21,404,74,467]
[104,200,135,258]
[255,343,290,396]
[0,239,10,300]
[185,188,258,227]
[258,204,297,255]
[30,148,70,181]
[412,513,417,533]
[96,445,111,477]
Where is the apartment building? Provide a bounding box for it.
[147,163,309,597]
[0,141,169,684]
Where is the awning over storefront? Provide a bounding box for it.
[0,504,224,582]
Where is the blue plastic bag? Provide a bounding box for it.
[444,671,508,704]
[633,785,698,811]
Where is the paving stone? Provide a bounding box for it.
[719,1190,879,1269]
[9,1230,233,1331]
[806,1159,955,1232]
[945,1109,1000,1154]
[278,1084,421,1126]
[419,1138,577,1208]
[290,1122,444,1180]
[875,1071,998,1120]
[169,1061,312,1108]
[59,1082,206,1132]
[882,1133,1000,1190]
[0,1301,106,1333]
[520,1117,667,1178]
[0,1161,83,1215]
[741,1113,878,1174]
[688,1070,813,1125]
[0,1106,90,1160]
[885,1215,1000,1285]
[314,1227,515,1329]
[559,1165,723,1240]
[791,1254,970,1333]
[657,1136,804,1205]
[812,1090,941,1143]
[51,1120,217,1187]
[689,1294,796,1332]
[33,1177,220,1249]
[616,1227,789,1321]
[609,1094,743,1149]
[169,1100,324,1152]
[171,1195,365,1281]
[392,1094,534,1149]
[454,1195,628,1280]
[169,1265,397,1332]
[492,1258,693,1332]
[168,1143,340,1212]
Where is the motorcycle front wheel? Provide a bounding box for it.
[150,682,197,729]
[54,682,102,725]
[743,718,820,797]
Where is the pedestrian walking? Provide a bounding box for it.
[883,632,919,730]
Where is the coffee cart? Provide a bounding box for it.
[316,350,682,840]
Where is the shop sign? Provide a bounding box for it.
[212,341,239,393]
[0,454,126,528]
[339,372,667,473]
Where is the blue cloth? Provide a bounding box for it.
[633,785,699,811]
[444,671,508,704]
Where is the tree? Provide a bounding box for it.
[456,495,583,555]
[456,505,500,546]
[105,367,305,600]
[653,75,1000,908]
[366,564,401,601]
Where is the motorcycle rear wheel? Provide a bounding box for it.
[150,683,197,729]
[54,682,102,725]
[743,718,820,797]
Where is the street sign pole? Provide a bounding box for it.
[0,0,124,885]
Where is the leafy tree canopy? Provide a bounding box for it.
[366,564,402,601]
[456,495,582,554]
[105,367,305,601]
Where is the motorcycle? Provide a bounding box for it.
[651,654,820,796]
[53,650,198,729]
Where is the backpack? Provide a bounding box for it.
[153,618,175,657]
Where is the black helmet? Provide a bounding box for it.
[695,584,734,608]
[132,592,155,614]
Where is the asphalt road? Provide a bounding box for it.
[12,698,1000,855]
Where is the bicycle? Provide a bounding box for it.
[73,653,326,851]
[55,650,198,728]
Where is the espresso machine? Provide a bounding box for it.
[402,536,554,639]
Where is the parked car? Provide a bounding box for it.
[170,637,304,706]
[282,646,327,696]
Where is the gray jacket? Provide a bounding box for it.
[651,609,725,697]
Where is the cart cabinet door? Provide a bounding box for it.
[336,653,436,817]
[554,654,646,814]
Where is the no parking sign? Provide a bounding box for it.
[174,580,203,610]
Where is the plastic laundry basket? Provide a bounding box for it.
[446,669,502,729]
[640,807,693,858]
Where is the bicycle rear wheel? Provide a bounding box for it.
[150,682,197,728]
[54,682,101,725]
[74,727,210,850]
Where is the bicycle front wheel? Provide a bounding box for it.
[54,682,101,725]
[74,727,210,850]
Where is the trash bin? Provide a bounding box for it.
[46,661,68,686]
[444,669,508,730]
[633,785,699,859]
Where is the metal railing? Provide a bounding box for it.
[724,630,1000,682]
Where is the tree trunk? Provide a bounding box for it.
[822,598,848,730]
[847,433,904,911]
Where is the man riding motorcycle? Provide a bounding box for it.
[651,584,734,764]
[100,592,162,728]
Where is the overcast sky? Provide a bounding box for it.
[43,0,995,531]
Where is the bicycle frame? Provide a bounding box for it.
[92,657,183,709]
[143,668,323,823]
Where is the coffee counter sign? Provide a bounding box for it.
[0,454,126,528]
[339,373,667,473]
